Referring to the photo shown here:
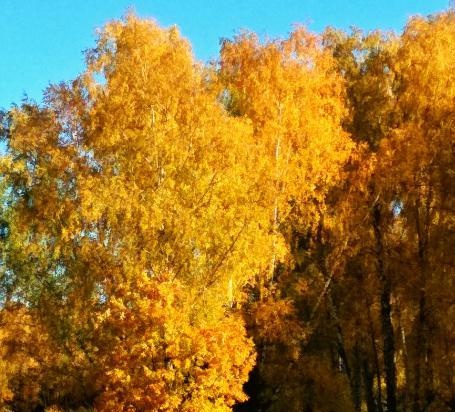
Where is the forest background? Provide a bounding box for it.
[0,2,454,412]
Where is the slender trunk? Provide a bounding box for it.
[353,343,362,411]
[373,202,397,412]
[413,288,424,412]
[413,190,432,412]
[397,301,409,412]
[270,104,282,282]
[328,293,351,380]
[316,218,353,395]
[444,334,455,409]
[366,298,383,412]
[363,359,377,412]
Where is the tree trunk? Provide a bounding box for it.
[412,190,433,412]
[353,343,362,411]
[397,301,410,412]
[373,202,397,412]
[363,359,377,412]
[316,217,354,402]
[366,297,383,412]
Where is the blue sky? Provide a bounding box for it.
[0,0,449,108]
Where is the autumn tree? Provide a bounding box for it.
[384,11,455,411]
[305,11,455,412]
[0,14,274,411]
[219,28,355,411]
[0,9,453,412]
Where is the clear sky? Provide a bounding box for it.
[0,0,450,109]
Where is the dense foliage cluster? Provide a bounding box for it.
[0,10,453,412]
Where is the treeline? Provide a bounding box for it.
[0,10,453,412]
